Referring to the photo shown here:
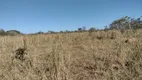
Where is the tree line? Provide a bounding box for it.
[108,16,142,30]
[0,16,141,35]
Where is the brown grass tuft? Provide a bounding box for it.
[125,38,137,43]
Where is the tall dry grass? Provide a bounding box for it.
[0,30,142,80]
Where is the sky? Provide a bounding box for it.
[0,0,142,33]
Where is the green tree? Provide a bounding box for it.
[6,30,21,36]
[0,29,6,35]
[89,27,96,32]
[109,16,142,30]
[36,31,44,34]
[78,28,83,32]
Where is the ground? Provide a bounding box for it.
[0,30,142,80]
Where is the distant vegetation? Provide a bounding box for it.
[109,16,142,30]
[0,16,141,36]
[0,29,21,36]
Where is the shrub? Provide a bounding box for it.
[6,30,21,36]
[0,29,6,35]
[36,31,44,34]
[89,27,96,33]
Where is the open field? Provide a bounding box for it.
[0,30,142,80]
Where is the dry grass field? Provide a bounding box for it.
[0,30,142,80]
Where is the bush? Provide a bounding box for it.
[0,29,6,35]
[6,30,21,36]
[35,31,44,34]
[89,27,96,33]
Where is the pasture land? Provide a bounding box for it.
[0,30,142,80]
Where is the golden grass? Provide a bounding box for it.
[0,30,142,80]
